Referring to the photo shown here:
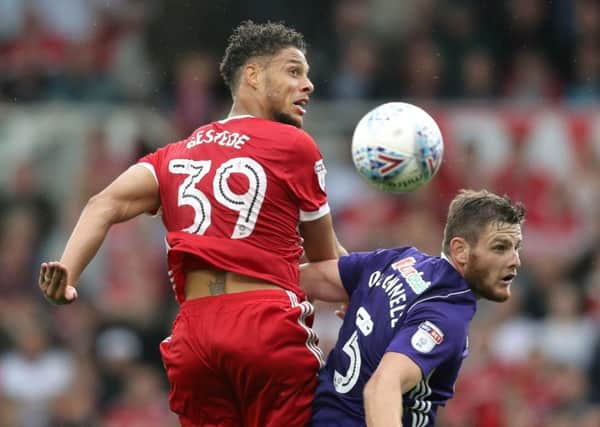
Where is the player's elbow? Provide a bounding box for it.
[363,374,384,403]
[85,192,125,225]
[364,370,402,402]
[363,378,376,403]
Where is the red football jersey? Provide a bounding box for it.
[138,115,330,303]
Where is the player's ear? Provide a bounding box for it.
[450,237,469,267]
[243,63,262,90]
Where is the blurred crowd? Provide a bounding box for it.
[2,0,600,134]
[1,0,599,426]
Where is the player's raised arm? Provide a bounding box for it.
[363,352,422,427]
[299,258,348,302]
[299,212,347,260]
[39,164,160,304]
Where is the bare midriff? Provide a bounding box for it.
[185,269,282,300]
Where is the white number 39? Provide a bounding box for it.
[168,157,267,239]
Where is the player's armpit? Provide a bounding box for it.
[96,164,161,222]
[364,352,422,427]
[335,237,348,256]
[299,213,340,262]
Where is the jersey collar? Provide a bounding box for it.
[218,115,255,124]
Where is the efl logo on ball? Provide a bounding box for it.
[351,102,444,193]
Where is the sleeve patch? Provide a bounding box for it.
[314,159,327,192]
[411,321,444,353]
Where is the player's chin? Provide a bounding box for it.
[275,111,303,128]
[494,290,511,302]
[490,284,511,302]
[476,282,511,302]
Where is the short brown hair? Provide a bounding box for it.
[219,20,307,92]
[442,189,526,254]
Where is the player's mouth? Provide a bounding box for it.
[500,272,516,286]
[293,98,308,115]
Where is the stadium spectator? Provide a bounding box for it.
[0,309,73,427]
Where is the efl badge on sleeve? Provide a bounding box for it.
[411,321,444,353]
[314,159,327,192]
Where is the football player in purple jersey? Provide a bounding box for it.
[301,189,525,427]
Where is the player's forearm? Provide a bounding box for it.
[59,195,120,287]
[364,377,403,427]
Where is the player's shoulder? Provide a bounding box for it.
[394,248,474,303]
[225,116,318,152]
[259,118,316,145]
[414,260,475,310]
[227,116,311,136]
[345,246,416,266]
[272,122,317,151]
[257,117,311,136]
[376,245,418,260]
[378,246,435,269]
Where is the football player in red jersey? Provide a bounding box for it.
[39,21,345,427]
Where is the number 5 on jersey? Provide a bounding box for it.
[169,157,267,238]
[333,307,373,394]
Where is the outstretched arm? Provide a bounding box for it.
[39,164,160,304]
[299,259,348,302]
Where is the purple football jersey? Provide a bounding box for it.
[311,247,476,427]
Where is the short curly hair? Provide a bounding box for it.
[219,20,307,92]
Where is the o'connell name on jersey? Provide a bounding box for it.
[367,255,433,327]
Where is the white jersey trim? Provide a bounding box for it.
[218,114,254,124]
[134,163,161,216]
[408,370,434,427]
[136,162,158,186]
[299,203,331,222]
[406,289,473,314]
[285,291,325,368]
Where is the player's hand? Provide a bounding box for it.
[335,303,348,320]
[39,261,78,305]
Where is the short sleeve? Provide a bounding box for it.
[136,149,162,215]
[137,149,161,187]
[385,301,469,378]
[339,251,373,296]
[287,131,330,222]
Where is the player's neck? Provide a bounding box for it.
[227,106,256,120]
[229,91,268,120]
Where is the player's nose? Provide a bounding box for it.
[510,249,521,268]
[302,76,314,94]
